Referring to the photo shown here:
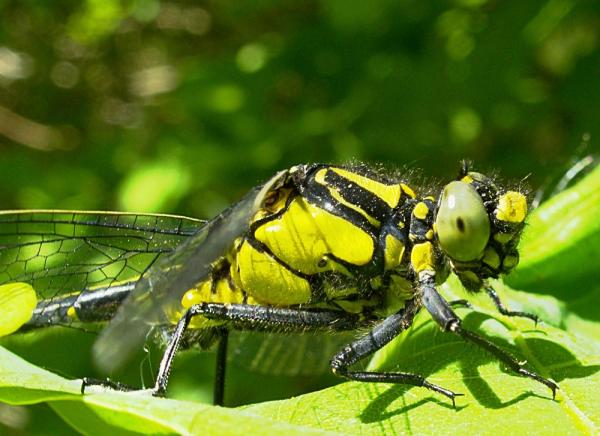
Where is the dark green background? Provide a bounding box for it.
[0,0,598,434]
[1,0,598,218]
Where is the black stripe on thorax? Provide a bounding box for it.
[248,183,298,233]
[299,183,378,239]
[242,236,327,304]
[322,169,394,222]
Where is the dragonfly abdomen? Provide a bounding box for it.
[21,283,134,330]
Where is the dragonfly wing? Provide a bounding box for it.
[93,170,289,372]
[0,210,205,334]
[0,211,205,322]
[228,330,361,376]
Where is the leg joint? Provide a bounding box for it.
[448,319,461,333]
[330,347,352,374]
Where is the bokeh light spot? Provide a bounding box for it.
[209,85,245,113]
[237,43,268,73]
[451,107,482,143]
[50,61,79,89]
[118,161,191,212]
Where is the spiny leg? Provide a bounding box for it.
[330,299,463,407]
[450,324,557,398]
[198,303,362,332]
[421,272,557,399]
[485,285,539,325]
[81,377,135,394]
[150,303,362,403]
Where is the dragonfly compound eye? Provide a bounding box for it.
[435,181,491,262]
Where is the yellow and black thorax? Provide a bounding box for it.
[182,163,529,322]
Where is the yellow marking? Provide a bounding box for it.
[397,221,405,229]
[314,169,327,184]
[255,198,375,273]
[237,241,312,305]
[182,288,203,309]
[413,202,429,220]
[401,183,416,198]
[178,284,211,328]
[461,175,474,183]
[329,168,402,208]
[503,255,519,270]
[494,232,514,244]
[424,196,435,201]
[483,246,500,269]
[0,282,37,337]
[425,229,434,240]
[411,242,434,273]
[179,276,258,329]
[496,191,527,223]
[384,234,405,271]
[233,237,243,251]
[67,306,78,319]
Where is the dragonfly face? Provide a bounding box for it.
[0,162,557,406]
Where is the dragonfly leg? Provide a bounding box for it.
[485,285,539,325]
[213,328,228,406]
[330,299,464,407]
[448,299,472,309]
[420,273,557,399]
[81,377,136,394]
[152,303,361,404]
[199,303,362,332]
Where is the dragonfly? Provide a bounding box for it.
[0,162,558,406]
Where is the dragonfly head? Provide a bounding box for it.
[434,163,528,291]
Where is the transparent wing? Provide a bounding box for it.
[228,330,360,376]
[0,210,206,325]
[94,170,289,372]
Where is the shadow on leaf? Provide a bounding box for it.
[356,306,594,421]
[359,384,467,424]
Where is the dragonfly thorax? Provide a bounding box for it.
[178,163,529,328]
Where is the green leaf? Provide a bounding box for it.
[506,164,600,297]
[0,283,37,337]
[244,276,600,433]
[1,165,599,434]
[506,164,600,347]
[0,347,330,435]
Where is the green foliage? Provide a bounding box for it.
[0,163,598,434]
[0,1,599,218]
[1,1,599,433]
[507,164,600,295]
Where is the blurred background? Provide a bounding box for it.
[0,0,598,218]
[0,0,599,433]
